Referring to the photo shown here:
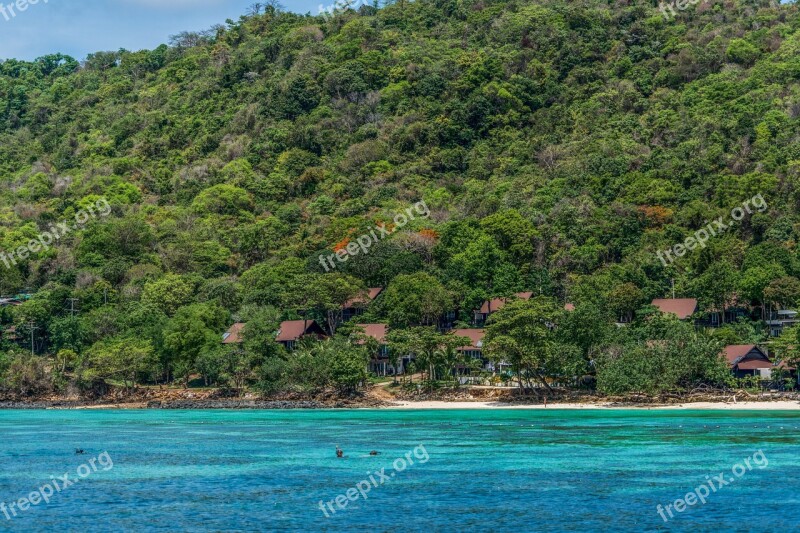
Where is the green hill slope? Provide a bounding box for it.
[1,0,800,393]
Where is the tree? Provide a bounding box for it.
[607,283,644,323]
[596,324,729,395]
[726,38,760,66]
[380,273,452,327]
[446,233,514,290]
[240,258,307,307]
[764,277,800,309]
[483,297,583,391]
[772,325,800,373]
[310,273,368,335]
[4,354,51,397]
[85,336,157,392]
[737,264,785,318]
[322,338,369,394]
[480,209,537,266]
[694,261,739,324]
[162,303,228,387]
[191,184,253,217]
[141,275,195,317]
[55,349,78,374]
[196,344,228,387]
[49,316,87,354]
[559,302,614,360]
[241,306,284,360]
[387,327,471,390]
[197,343,253,391]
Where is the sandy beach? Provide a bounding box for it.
[5,395,800,410]
[384,400,800,410]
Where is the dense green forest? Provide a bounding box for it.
[2,0,800,397]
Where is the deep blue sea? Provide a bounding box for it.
[0,409,798,532]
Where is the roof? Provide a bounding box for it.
[737,360,775,370]
[651,298,698,320]
[479,292,533,314]
[222,323,245,344]
[355,324,388,344]
[343,287,384,309]
[723,345,771,367]
[451,329,485,351]
[276,320,320,342]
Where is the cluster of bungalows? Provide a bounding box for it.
[650,298,797,384]
[652,297,800,337]
[219,292,798,384]
[220,290,576,378]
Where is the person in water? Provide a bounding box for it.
[336,446,343,458]
[369,451,380,456]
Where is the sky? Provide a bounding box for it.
[0,0,323,61]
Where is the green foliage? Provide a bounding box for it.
[484,297,584,390]
[596,318,731,395]
[141,275,196,317]
[162,303,229,386]
[380,272,452,328]
[309,273,367,335]
[84,336,157,390]
[255,337,368,395]
[2,353,51,397]
[2,0,800,396]
[387,327,472,389]
[772,325,800,371]
[241,306,284,360]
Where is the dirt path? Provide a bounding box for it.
[368,382,398,403]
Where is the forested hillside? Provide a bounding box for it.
[2,0,800,395]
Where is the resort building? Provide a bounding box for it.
[651,298,698,320]
[276,320,326,350]
[766,308,799,337]
[723,345,774,379]
[342,287,384,322]
[221,323,245,345]
[474,292,533,325]
[354,323,390,375]
[452,328,486,363]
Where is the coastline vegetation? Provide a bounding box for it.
[2,0,800,401]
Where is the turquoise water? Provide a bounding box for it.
[0,409,799,532]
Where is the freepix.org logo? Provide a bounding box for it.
[0,197,112,269]
[658,0,708,20]
[656,450,768,523]
[1,452,114,522]
[318,445,429,518]
[318,200,430,272]
[0,0,48,23]
[655,193,767,267]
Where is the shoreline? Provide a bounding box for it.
[382,400,800,410]
[1,399,799,411]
